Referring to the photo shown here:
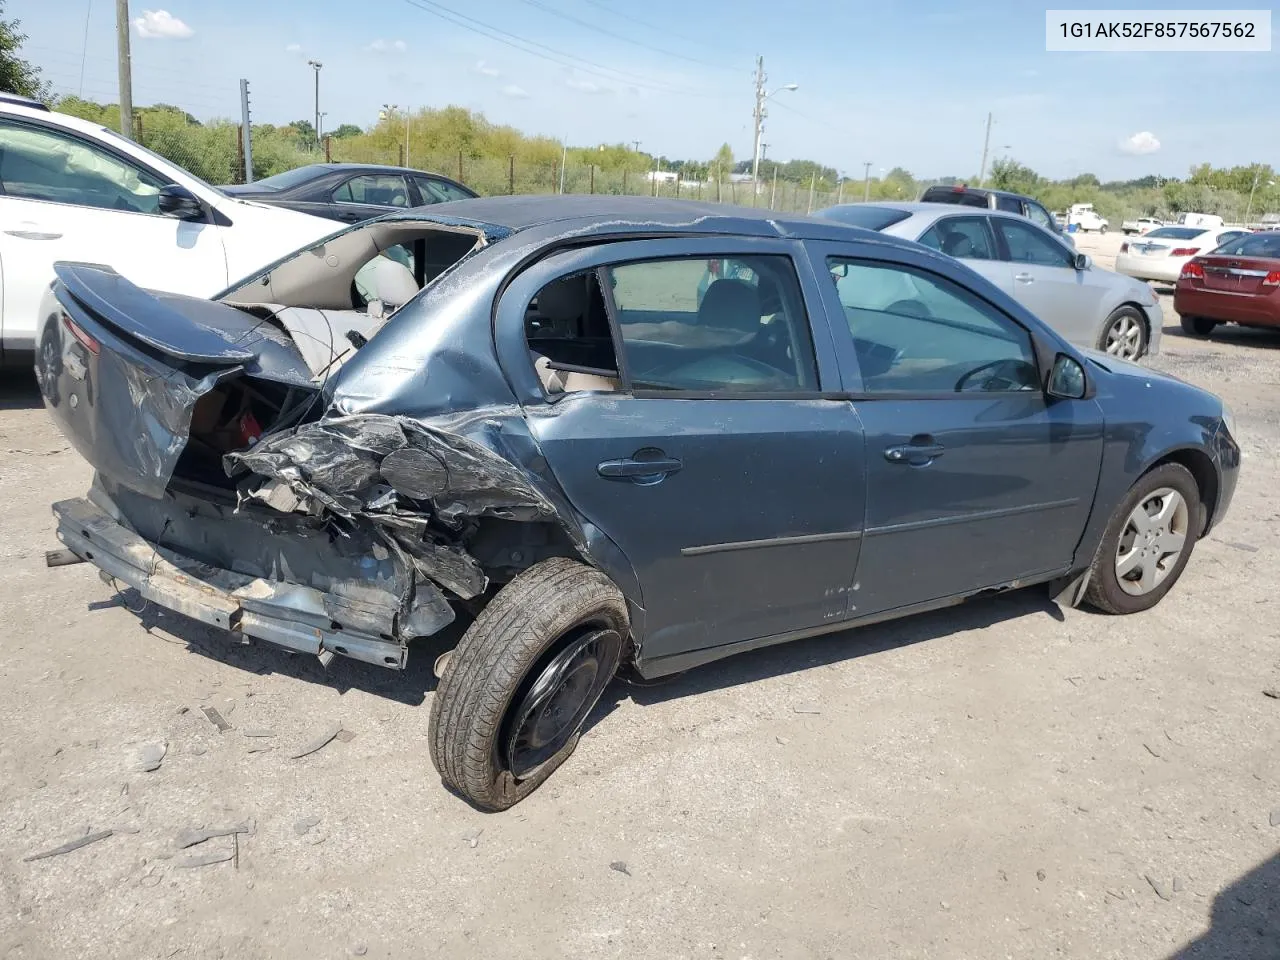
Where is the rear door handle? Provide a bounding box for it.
[885,442,945,466]
[335,210,363,222]
[1014,272,1034,283]
[597,454,683,481]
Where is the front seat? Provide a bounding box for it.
[940,231,974,258]
[696,279,760,338]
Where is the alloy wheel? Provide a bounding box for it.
[1105,314,1145,360]
[1114,487,1189,596]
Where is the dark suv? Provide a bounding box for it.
[919,184,1064,237]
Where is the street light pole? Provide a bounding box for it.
[978,111,993,186]
[115,0,133,139]
[862,161,872,201]
[307,60,323,149]
[750,56,797,205]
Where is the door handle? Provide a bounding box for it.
[335,210,362,222]
[884,441,945,466]
[1014,272,1034,283]
[4,228,62,241]
[597,454,683,481]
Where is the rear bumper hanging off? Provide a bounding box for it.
[52,497,410,669]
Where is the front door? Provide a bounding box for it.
[521,246,866,661]
[990,216,1107,347]
[0,118,229,353]
[819,251,1104,618]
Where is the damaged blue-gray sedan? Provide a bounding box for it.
[35,196,1240,809]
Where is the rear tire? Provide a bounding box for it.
[428,557,628,810]
[1083,463,1201,615]
[1180,314,1217,337]
[1100,224,1108,234]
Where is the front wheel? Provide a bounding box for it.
[1098,306,1148,360]
[428,557,628,810]
[1099,224,1108,234]
[1083,463,1201,615]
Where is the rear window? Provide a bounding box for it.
[1211,233,1280,258]
[995,196,1022,214]
[241,165,323,192]
[1145,227,1205,240]
[921,189,989,209]
[817,205,912,231]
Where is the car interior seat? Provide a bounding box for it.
[531,275,621,394]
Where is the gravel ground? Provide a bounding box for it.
[1,230,1277,959]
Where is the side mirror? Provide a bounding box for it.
[157,183,206,221]
[1073,252,1091,271]
[1047,353,1087,400]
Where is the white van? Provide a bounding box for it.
[1177,212,1224,229]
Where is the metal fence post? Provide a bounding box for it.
[589,165,595,194]
[509,155,515,194]
[326,136,333,163]
[239,78,254,183]
[807,172,816,214]
[458,150,463,182]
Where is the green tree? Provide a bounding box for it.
[0,2,48,99]
[331,124,363,139]
[711,143,734,177]
[988,157,1040,194]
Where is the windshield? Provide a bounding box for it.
[1145,227,1205,240]
[239,165,325,192]
[1211,233,1280,258]
[817,205,913,231]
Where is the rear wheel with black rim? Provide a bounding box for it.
[428,557,628,810]
[1180,314,1217,338]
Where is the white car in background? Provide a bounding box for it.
[1115,224,1253,286]
[0,94,337,368]
[1068,203,1109,233]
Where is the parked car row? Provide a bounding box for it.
[0,97,477,368]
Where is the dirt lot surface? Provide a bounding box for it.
[2,229,1278,960]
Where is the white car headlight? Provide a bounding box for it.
[1221,401,1237,437]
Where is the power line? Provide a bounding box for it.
[513,0,738,72]
[395,0,719,97]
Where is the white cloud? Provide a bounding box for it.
[475,60,500,78]
[1119,131,1161,155]
[566,75,610,95]
[367,39,407,53]
[132,10,193,39]
[285,43,302,54]
[501,84,530,99]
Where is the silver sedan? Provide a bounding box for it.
[817,202,1163,360]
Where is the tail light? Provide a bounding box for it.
[1180,261,1204,280]
[1263,271,1280,287]
[1120,242,1129,253]
[1171,247,1200,257]
[62,313,100,356]
[708,258,722,278]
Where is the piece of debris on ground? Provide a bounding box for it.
[201,706,232,733]
[23,829,114,862]
[175,821,255,849]
[138,741,167,772]
[289,723,343,760]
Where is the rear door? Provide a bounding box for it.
[504,237,866,662]
[913,214,1013,294]
[0,117,229,356]
[991,215,1105,345]
[329,173,412,223]
[808,240,1104,618]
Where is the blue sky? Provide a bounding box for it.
[12,0,1279,180]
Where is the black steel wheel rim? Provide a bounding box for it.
[504,627,621,780]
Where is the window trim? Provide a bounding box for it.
[0,116,198,221]
[821,252,1047,400]
[990,215,1075,269]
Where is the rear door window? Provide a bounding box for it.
[332,174,411,207]
[1025,202,1054,230]
[412,175,474,203]
[995,195,1022,214]
[918,216,997,261]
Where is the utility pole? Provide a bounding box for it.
[307,60,323,149]
[115,0,133,139]
[836,176,843,204]
[632,140,641,153]
[770,166,778,210]
[240,79,254,183]
[751,55,766,203]
[862,161,872,201]
[978,111,993,186]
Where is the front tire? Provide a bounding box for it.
[428,557,628,810]
[1180,314,1217,337]
[1100,224,1108,234]
[1083,463,1201,615]
[1098,306,1148,360]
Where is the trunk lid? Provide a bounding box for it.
[37,263,317,499]
[1198,254,1280,296]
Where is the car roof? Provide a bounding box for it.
[390,194,918,245]
[300,162,459,178]
[0,92,49,111]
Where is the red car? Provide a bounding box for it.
[1175,231,1280,337]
